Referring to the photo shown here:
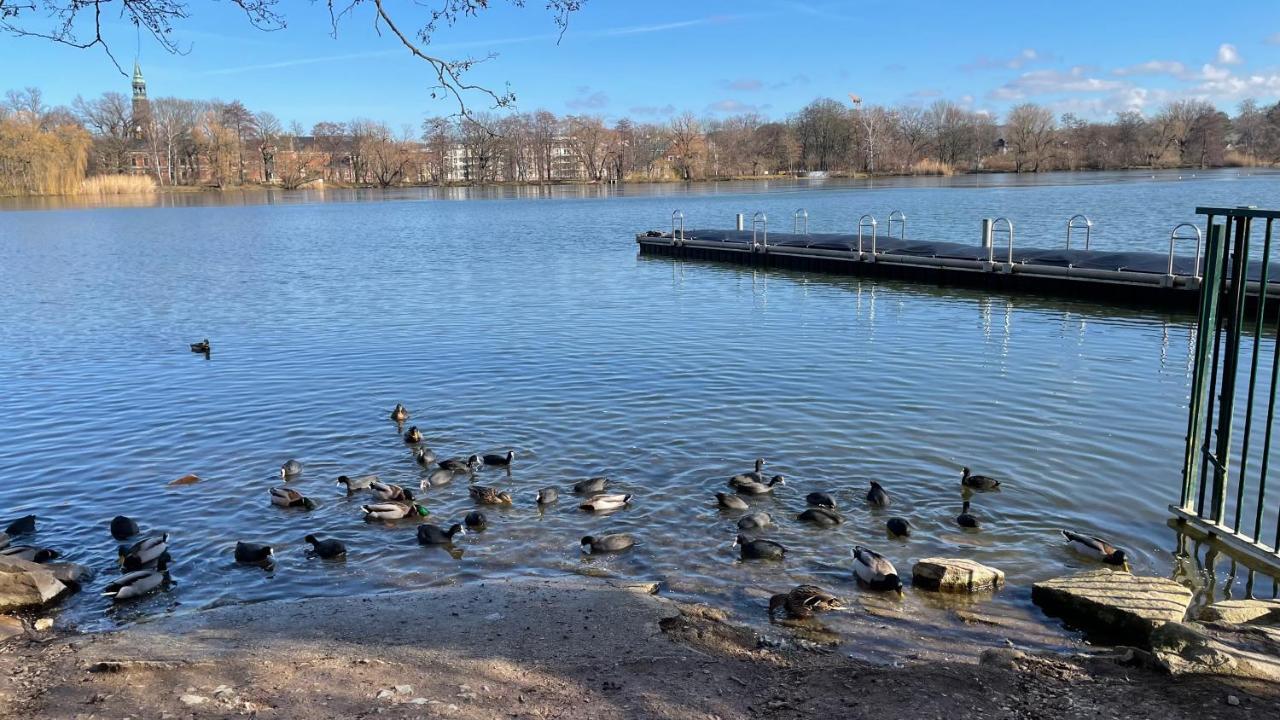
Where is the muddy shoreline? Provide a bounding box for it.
[2,576,1277,719]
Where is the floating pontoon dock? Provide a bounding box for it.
[637,210,1280,312]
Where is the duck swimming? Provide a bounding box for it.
[716,492,749,510]
[536,487,559,505]
[439,455,481,474]
[734,534,786,560]
[578,493,632,512]
[417,523,466,545]
[797,507,843,527]
[573,477,609,494]
[189,339,210,354]
[851,545,902,592]
[886,517,912,538]
[304,535,347,559]
[118,534,168,569]
[234,541,273,565]
[581,533,635,554]
[369,480,414,502]
[737,512,772,531]
[483,450,516,468]
[956,500,979,528]
[110,515,140,541]
[102,568,170,602]
[280,459,303,479]
[866,480,890,507]
[463,511,487,530]
[336,475,377,494]
[805,492,837,509]
[413,447,437,467]
[421,468,461,490]
[1,545,59,563]
[361,501,430,521]
[403,426,423,444]
[729,458,768,486]
[1060,530,1127,566]
[270,487,318,510]
[961,466,1001,490]
[469,485,513,505]
[390,403,410,422]
[733,475,785,495]
[4,514,36,537]
[768,585,844,619]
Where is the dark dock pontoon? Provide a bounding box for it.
[637,210,1280,312]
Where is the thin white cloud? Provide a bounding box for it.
[566,86,609,110]
[1217,43,1242,65]
[988,67,1124,100]
[203,49,400,76]
[722,78,764,92]
[707,99,764,113]
[1111,60,1188,78]
[962,48,1048,72]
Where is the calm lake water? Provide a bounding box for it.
[2,168,1279,657]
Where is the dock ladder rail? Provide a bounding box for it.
[751,211,768,252]
[1167,222,1203,279]
[857,214,878,257]
[887,210,907,240]
[989,217,1014,265]
[1066,214,1093,250]
[671,210,685,245]
[794,208,808,235]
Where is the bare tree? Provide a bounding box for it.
[1005,103,1056,172]
[73,91,132,173]
[252,110,281,181]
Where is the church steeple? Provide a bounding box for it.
[130,61,150,141]
[132,61,146,100]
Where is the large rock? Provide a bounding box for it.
[1031,569,1192,647]
[1198,598,1280,625]
[0,615,24,642]
[1149,621,1280,681]
[912,558,1005,592]
[45,562,93,591]
[0,555,68,612]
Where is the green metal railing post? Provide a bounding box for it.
[1210,216,1252,525]
[1182,220,1224,509]
[1236,217,1273,537]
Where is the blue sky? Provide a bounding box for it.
[5,0,1280,128]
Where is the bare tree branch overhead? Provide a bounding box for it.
[0,0,585,117]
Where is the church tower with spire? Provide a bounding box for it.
[131,61,149,140]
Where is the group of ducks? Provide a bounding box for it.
[710,457,1130,619]
[2,400,1131,619]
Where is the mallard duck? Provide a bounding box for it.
[536,487,559,505]
[716,492,749,510]
[304,535,346,559]
[805,492,837,509]
[768,585,844,619]
[734,534,786,560]
[280,459,303,479]
[581,534,634,554]
[961,466,1000,490]
[234,541,273,564]
[578,493,632,512]
[737,512,772,531]
[866,480,890,507]
[189,339,210,354]
[390,403,410,422]
[102,569,170,602]
[118,534,168,569]
[797,507,843,527]
[1,545,59,563]
[573,477,609,494]
[463,511,487,530]
[110,515,140,541]
[886,517,912,538]
[369,480,414,502]
[734,475,785,495]
[270,487,317,510]
[852,545,902,591]
[403,426,423,444]
[728,458,768,486]
[483,450,515,467]
[469,485,513,505]
[421,468,460,490]
[417,523,466,545]
[413,447,437,467]
[336,474,377,494]
[4,514,35,537]
[956,500,979,528]
[1060,530,1127,565]
[439,455,481,473]
[361,501,430,521]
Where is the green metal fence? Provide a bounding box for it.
[1176,206,1280,574]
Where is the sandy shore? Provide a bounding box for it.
[2,577,1278,719]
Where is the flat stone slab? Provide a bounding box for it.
[912,558,1005,592]
[0,555,67,613]
[1031,569,1192,646]
[1198,598,1280,625]
[1150,621,1280,681]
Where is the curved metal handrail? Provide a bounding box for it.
[671,210,685,243]
[794,208,808,235]
[857,214,878,255]
[751,211,768,251]
[887,209,907,240]
[1168,222,1203,278]
[1066,213,1093,250]
[990,217,1014,264]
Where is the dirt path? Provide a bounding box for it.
[2,577,1277,719]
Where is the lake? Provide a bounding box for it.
[2,168,1278,657]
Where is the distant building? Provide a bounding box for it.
[130,61,148,141]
